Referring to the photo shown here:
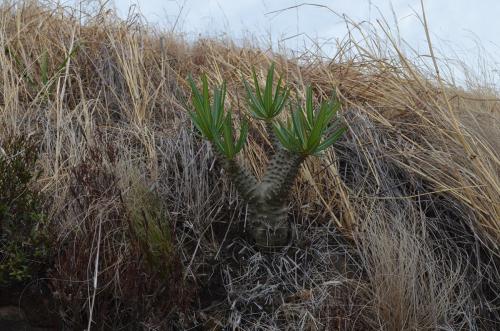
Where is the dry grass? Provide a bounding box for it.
[0,1,499,329]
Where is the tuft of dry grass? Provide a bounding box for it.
[355,205,470,330]
[0,1,498,329]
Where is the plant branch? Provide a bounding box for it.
[214,149,258,201]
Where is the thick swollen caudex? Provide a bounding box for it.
[249,151,304,247]
[247,198,290,248]
[215,147,304,248]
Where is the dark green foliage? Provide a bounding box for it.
[244,63,290,121]
[273,86,347,155]
[188,74,248,159]
[0,135,48,285]
[125,176,175,278]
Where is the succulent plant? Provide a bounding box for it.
[188,65,346,249]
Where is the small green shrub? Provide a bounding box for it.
[0,135,48,285]
[49,144,192,329]
[124,173,174,278]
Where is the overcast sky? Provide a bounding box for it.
[112,0,500,86]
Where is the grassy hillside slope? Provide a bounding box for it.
[0,1,499,330]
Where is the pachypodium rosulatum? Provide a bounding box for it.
[188,64,346,249]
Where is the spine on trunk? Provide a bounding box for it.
[214,150,258,202]
[259,149,304,204]
[265,122,282,153]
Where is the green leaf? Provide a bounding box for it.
[212,82,226,131]
[308,101,333,151]
[235,119,249,153]
[273,122,292,150]
[188,73,248,159]
[305,86,314,127]
[273,88,289,117]
[202,75,210,116]
[244,63,289,121]
[263,63,275,112]
[212,133,226,156]
[316,126,347,153]
[291,107,306,149]
[272,84,346,155]
[222,111,235,158]
[244,80,266,119]
[272,76,283,115]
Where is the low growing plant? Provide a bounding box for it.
[124,173,174,278]
[0,135,48,285]
[188,65,346,248]
[50,143,191,329]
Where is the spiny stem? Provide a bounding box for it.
[259,148,304,203]
[266,121,282,153]
[214,149,258,201]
